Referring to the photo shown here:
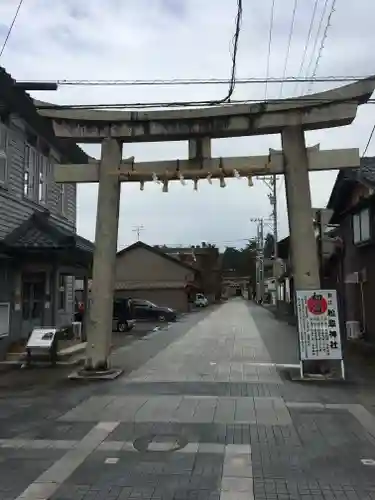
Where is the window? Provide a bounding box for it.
[353,208,371,244]
[39,140,50,157]
[58,274,66,311]
[25,130,37,148]
[0,123,8,186]
[24,144,39,200]
[58,184,68,216]
[24,144,50,204]
[38,156,49,204]
[0,303,10,337]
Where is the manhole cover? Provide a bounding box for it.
[133,434,188,453]
[148,441,178,452]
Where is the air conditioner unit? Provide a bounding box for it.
[344,272,359,284]
[72,321,82,340]
[346,320,361,340]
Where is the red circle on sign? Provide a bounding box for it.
[307,295,328,315]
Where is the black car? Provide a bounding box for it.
[112,298,136,332]
[132,299,177,322]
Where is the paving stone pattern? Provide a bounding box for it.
[126,305,282,384]
[59,395,291,426]
[1,301,375,499]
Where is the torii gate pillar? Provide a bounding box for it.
[85,138,122,371]
[282,126,321,291]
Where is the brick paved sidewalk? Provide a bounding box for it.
[1,300,375,499]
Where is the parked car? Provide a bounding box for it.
[112,298,136,332]
[194,293,208,307]
[132,299,177,322]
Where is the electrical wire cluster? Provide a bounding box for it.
[2,0,374,156]
[221,0,243,103]
[22,75,372,87]
[57,0,241,112]
[264,0,276,100]
[36,96,375,111]
[279,0,299,98]
[306,0,337,94]
[293,0,320,95]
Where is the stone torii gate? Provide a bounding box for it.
[38,77,375,374]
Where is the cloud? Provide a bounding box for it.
[159,0,187,19]
[0,0,374,250]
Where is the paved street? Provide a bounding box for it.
[1,300,375,499]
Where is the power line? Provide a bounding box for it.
[293,0,320,95]
[53,0,242,112]
[359,123,375,185]
[0,0,24,58]
[302,0,331,94]
[362,125,375,157]
[279,0,299,98]
[223,0,243,103]
[122,0,242,110]
[265,0,276,99]
[36,97,375,111]
[24,75,375,87]
[307,0,337,94]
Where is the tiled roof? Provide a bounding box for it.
[2,212,94,253]
[12,226,58,248]
[357,157,375,185]
[117,241,197,271]
[75,234,95,252]
[327,156,375,215]
[335,157,375,185]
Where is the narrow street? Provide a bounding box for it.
[1,300,375,500]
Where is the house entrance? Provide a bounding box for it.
[21,272,45,338]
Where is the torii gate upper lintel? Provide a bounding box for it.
[36,78,375,372]
[37,76,375,143]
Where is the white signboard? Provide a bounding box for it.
[296,289,342,361]
[27,328,57,349]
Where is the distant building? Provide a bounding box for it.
[115,241,200,312]
[162,243,222,301]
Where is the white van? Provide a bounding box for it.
[195,293,208,307]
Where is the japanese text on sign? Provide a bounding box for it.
[27,328,57,349]
[296,290,342,361]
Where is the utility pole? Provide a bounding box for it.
[250,217,265,303]
[262,175,278,258]
[271,174,278,259]
[258,219,264,302]
[132,225,144,241]
[261,174,279,305]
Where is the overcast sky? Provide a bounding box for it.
[0,0,374,250]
